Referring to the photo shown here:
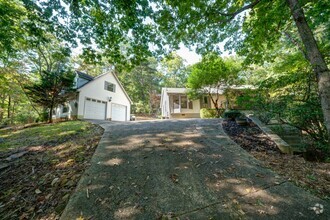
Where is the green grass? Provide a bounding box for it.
[0,120,90,151]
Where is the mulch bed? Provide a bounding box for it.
[0,124,103,220]
[222,118,330,201]
[222,119,280,153]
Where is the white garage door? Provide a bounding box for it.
[111,103,127,121]
[84,98,107,120]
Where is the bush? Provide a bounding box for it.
[131,101,150,114]
[200,108,218,118]
[16,111,39,124]
[223,110,242,120]
[255,111,275,124]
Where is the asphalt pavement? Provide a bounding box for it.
[61,119,329,219]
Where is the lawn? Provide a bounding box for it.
[0,120,103,220]
[0,121,90,151]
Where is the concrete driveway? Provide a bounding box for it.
[61,119,329,219]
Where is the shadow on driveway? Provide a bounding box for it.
[61,119,329,219]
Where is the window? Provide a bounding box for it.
[202,96,209,108]
[62,105,69,113]
[188,100,193,109]
[203,96,208,104]
[181,96,188,108]
[173,95,180,109]
[104,81,116,92]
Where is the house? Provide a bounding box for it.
[53,71,132,121]
[160,87,227,119]
[160,86,253,119]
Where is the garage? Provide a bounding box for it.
[84,98,107,120]
[111,103,127,121]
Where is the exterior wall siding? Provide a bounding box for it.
[170,113,200,119]
[161,90,227,119]
[77,73,131,121]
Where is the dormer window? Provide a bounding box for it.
[105,81,116,92]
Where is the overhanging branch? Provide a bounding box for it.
[212,0,262,24]
[218,0,261,17]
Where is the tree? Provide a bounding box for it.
[0,56,42,125]
[23,37,76,123]
[151,0,330,143]
[285,0,330,145]
[159,52,188,88]
[0,0,26,59]
[25,70,75,123]
[187,53,241,117]
[6,1,330,140]
[118,58,162,114]
[243,51,328,145]
[1,0,76,62]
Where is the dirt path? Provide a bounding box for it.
[61,119,329,219]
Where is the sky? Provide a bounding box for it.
[176,45,201,65]
[176,44,234,66]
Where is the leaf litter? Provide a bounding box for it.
[222,119,330,201]
[0,122,103,220]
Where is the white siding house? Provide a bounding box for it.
[160,88,206,119]
[53,71,132,121]
[160,87,226,119]
[160,86,254,119]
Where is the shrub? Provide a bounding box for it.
[223,110,242,120]
[131,101,150,114]
[255,111,275,124]
[200,108,218,118]
[16,112,38,124]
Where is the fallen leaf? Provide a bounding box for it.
[309,203,324,215]
[45,194,52,200]
[232,199,239,204]
[51,177,59,186]
[257,210,266,214]
[238,209,245,215]
[35,189,42,194]
[170,173,179,183]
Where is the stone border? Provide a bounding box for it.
[249,116,293,154]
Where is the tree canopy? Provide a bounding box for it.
[24,70,75,123]
[1,0,329,147]
[187,54,241,116]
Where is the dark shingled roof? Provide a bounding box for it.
[76,71,94,81]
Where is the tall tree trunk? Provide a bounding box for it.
[0,95,4,123]
[286,0,330,143]
[49,104,53,123]
[11,101,15,125]
[7,95,11,120]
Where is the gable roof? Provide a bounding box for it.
[76,71,94,81]
[77,71,133,104]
